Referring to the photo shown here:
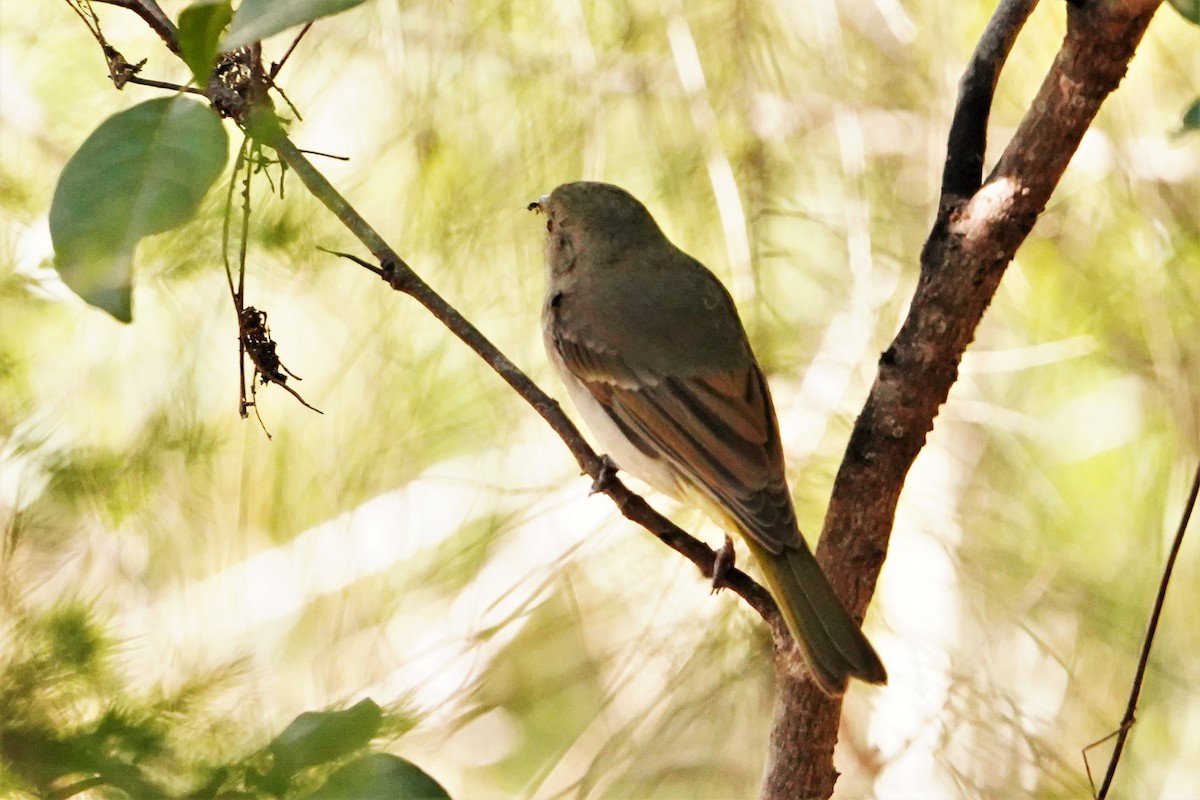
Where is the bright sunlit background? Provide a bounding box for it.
[1,1,1198,797]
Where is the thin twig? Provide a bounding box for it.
[236,145,252,304]
[222,140,248,306]
[221,137,321,423]
[1086,460,1200,799]
[223,139,249,417]
[89,0,179,53]
[270,22,313,80]
[298,148,350,162]
[125,76,206,94]
[63,0,103,41]
[64,0,157,90]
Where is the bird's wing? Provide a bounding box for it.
[553,333,798,554]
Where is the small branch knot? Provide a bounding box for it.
[381,259,411,292]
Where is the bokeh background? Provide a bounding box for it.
[2,0,1198,797]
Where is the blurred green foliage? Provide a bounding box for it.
[0,602,433,797]
[1,1,1198,798]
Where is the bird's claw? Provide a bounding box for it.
[710,535,736,594]
[588,454,619,495]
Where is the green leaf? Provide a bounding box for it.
[178,0,234,85]
[1167,0,1200,24]
[303,754,451,800]
[1181,97,1200,134]
[223,0,370,50]
[49,97,228,322]
[267,698,383,778]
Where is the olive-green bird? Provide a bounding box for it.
[531,181,886,695]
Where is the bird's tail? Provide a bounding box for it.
[746,538,887,695]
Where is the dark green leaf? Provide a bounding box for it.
[178,0,234,84]
[223,0,370,50]
[1167,0,1200,24]
[49,97,228,322]
[303,754,451,800]
[1181,97,1200,134]
[267,698,383,778]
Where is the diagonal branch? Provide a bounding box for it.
[258,122,782,630]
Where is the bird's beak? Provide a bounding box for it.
[526,194,549,213]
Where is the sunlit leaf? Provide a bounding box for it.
[223,0,370,50]
[48,97,228,322]
[1167,0,1200,24]
[178,0,234,84]
[267,698,383,777]
[303,753,451,800]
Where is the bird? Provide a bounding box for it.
[530,181,886,695]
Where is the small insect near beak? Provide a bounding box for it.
[526,194,549,213]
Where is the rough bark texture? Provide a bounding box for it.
[763,2,1162,797]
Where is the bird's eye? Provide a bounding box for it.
[546,218,554,233]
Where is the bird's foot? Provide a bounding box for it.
[710,535,736,594]
[588,454,619,495]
